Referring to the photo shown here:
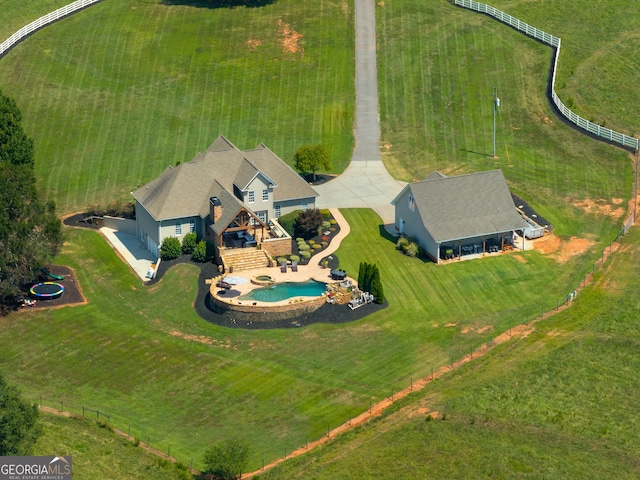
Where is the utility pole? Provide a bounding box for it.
[493,86,500,158]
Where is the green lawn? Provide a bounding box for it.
[0,207,610,470]
[376,0,633,238]
[0,0,354,214]
[0,0,637,475]
[259,225,640,479]
[35,414,190,480]
[0,0,71,40]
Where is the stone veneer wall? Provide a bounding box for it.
[261,237,292,257]
[208,286,326,321]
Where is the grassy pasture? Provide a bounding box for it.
[376,0,633,237]
[0,208,608,470]
[35,414,190,479]
[0,0,354,213]
[259,227,640,479]
[0,0,71,41]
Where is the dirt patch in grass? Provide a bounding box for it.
[513,254,527,264]
[168,330,234,349]
[246,38,263,50]
[531,235,593,262]
[277,19,303,55]
[557,237,594,262]
[461,325,493,334]
[572,198,626,219]
[531,234,562,254]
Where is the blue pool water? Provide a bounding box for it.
[239,280,327,302]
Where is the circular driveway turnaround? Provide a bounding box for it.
[315,0,406,224]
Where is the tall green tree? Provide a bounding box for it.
[0,92,61,311]
[0,92,34,168]
[0,373,42,456]
[294,144,331,182]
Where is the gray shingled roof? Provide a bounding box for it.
[244,144,317,201]
[396,170,528,243]
[132,136,317,221]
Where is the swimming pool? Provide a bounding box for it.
[239,280,327,302]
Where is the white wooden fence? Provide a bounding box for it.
[0,0,103,57]
[453,0,638,151]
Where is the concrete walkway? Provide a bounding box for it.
[314,0,405,225]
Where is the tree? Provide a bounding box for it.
[0,91,35,168]
[295,208,324,239]
[0,373,42,456]
[0,163,62,311]
[293,144,331,182]
[199,438,251,480]
[369,264,384,304]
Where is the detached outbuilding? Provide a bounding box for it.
[391,170,529,263]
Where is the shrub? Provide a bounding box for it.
[319,209,331,219]
[312,244,322,250]
[397,237,409,250]
[321,241,328,247]
[299,250,311,259]
[192,240,208,262]
[308,239,315,245]
[321,220,331,229]
[278,210,300,237]
[290,254,300,262]
[181,232,198,254]
[404,242,419,258]
[298,243,310,251]
[295,209,324,239]
[329,227,336,231]
[329,219,337,225]
[296,238,304,243]
[276,256,287,265]
[160,237,181,260]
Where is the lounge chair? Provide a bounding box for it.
[291,261,298,272]
[280,262,287,273]
[216,280,232,290]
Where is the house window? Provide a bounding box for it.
[189,219,196,233]
[408,193,415,211]
[175,222,182,235]
[257,211,267,223]
[248,191,255,203]
[301,201,308,211]
[274,205,281,218]
[262,189,269,202]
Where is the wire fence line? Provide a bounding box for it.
[452,0,639,151]
[0,0,103,58]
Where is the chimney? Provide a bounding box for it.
[209,197,222,223]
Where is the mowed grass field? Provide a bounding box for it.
[0,208,607,471]
[0,0,638,476]
[260,227,640,479]
[0,0,71,40]
[377,0,634,237]
[0,0,354,214]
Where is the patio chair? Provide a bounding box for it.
[280,262,287,273]
[291,261,298,272]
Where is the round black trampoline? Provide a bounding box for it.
[30,282,65,300]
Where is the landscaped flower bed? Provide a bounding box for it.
[275,209,340,265]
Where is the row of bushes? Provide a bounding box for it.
[160,233,213,262]
[86,200,135,219]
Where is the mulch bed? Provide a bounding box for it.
[147,254,385,329]
[17,265,86,311]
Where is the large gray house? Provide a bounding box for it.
[132,135,317,258]
[391,170,528,263]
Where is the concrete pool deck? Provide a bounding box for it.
[208,208,355,308]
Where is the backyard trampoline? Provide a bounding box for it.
[30,282,65,300]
